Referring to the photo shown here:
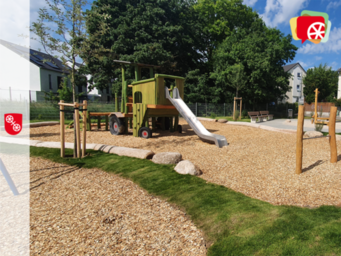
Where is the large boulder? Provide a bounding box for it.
[218,119,228,123]
[152,152,182,165]
[174,160,202,176]
[303,131,323,138]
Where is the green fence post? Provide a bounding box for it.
[105,115,109,131]
[87,111,91,131]
[97,116,101,129]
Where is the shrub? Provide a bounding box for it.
[315,123,324,132]
[210,112,216,119]
[242,110,248,118]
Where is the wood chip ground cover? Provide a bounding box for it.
[28,120,341,208]
[30,157,206,255]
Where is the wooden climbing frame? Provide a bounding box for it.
[59,100,87,158]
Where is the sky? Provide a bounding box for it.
[1,0,341,72]
[243,0,341,71]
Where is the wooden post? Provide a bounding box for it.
[296,105,305,174]
[97,116,101,129]
[105,115,109,131]
[74,102,81,158]
[174,116,179,131]
[82,100,87,157]
[87,111,91,131]
[152,117,156,130]
[115,93,118,112]
[60,100,65,157]
[233,98,236,120]
[329,106,337,163]
[314,88,319,124]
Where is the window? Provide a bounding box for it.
[57,76,63,89]
[297,85,300,91]
[297,72,301,77]
[49,74,52,89]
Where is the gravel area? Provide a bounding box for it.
[29,119,341,207]
[30,157,206,255]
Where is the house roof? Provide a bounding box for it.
[282,63,306,73]
[337,68,341,72]
[0,39,69,73]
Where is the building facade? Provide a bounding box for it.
[282,63,306,104]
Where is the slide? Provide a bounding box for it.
[165,87,228,148]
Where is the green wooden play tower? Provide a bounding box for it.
[109,60,184,138]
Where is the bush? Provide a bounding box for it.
[242,110,248,118]
[210,112,216,119]
[315,123,324,132]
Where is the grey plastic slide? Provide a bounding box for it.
[165,87,228,148]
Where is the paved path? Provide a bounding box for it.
[258,119,341,133]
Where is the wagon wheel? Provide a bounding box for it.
[307,22,325,40]
[138,127,152,139]
[109,115,125,135]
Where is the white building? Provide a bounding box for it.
[282,63,306,104]
[0,39,101,102]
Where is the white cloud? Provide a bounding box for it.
[330,61,339,70]
[297,60,313,68]
[297,26,341,54]
[243,0,258,7]
[327,1,341,10]
[260,0,309,27]
[315,56,322,60]
[0,0,30,46]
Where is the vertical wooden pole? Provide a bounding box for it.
[233,98,236,120]
[82,100,87,157]
[314,88,319,124]
[97,117,101,129]
[296,105,305,174]
[329,106,337,163]
[74,102,81,158]
[240,98,242,120]
[105,115,109,131]
[87,111,91,131]
[60,100,65,158]
[115,93,118,112]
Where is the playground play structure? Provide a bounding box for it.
[106,60,228,148]
[296,88,338,174]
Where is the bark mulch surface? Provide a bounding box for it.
[30,119,341,208]
[30,157,206,255]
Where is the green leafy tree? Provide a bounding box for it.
[210,20,296,106]
[85,0,203,94]
[30,0,111,103]
[303,64,339,104]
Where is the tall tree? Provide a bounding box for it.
[210,19,297,106]
[303,64,339,104]
[85,0,203,93]
[30,0,111,102]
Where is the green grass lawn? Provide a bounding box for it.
[16,144,341,255]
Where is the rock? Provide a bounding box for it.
[218,119,228,123]
[110,147,154,159]
[303,131,323,138]
[197,117,217,122]
[174,160,202,176]
[94,144,107,151]
[152,152,182,164]
[285,119,291,123]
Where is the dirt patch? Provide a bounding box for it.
[29,119,341,207]
[30,157,206,255]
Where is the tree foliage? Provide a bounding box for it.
[85,0,298,105]
[303,64,339,104]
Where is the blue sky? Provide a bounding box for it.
[4,0,340,72]
[243,0,341,71]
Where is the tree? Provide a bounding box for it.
[210,20,297,106]
[85,0,203,94]
[30,0,111,103]
[303,64,339,104]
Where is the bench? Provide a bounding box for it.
[259,111,273,121]
[248,112,262,124]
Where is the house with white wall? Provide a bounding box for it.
[337,68,341,99]
[282,63,306,104]
[0,39,100,102]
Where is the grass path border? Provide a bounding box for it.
[20,144,341,255]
